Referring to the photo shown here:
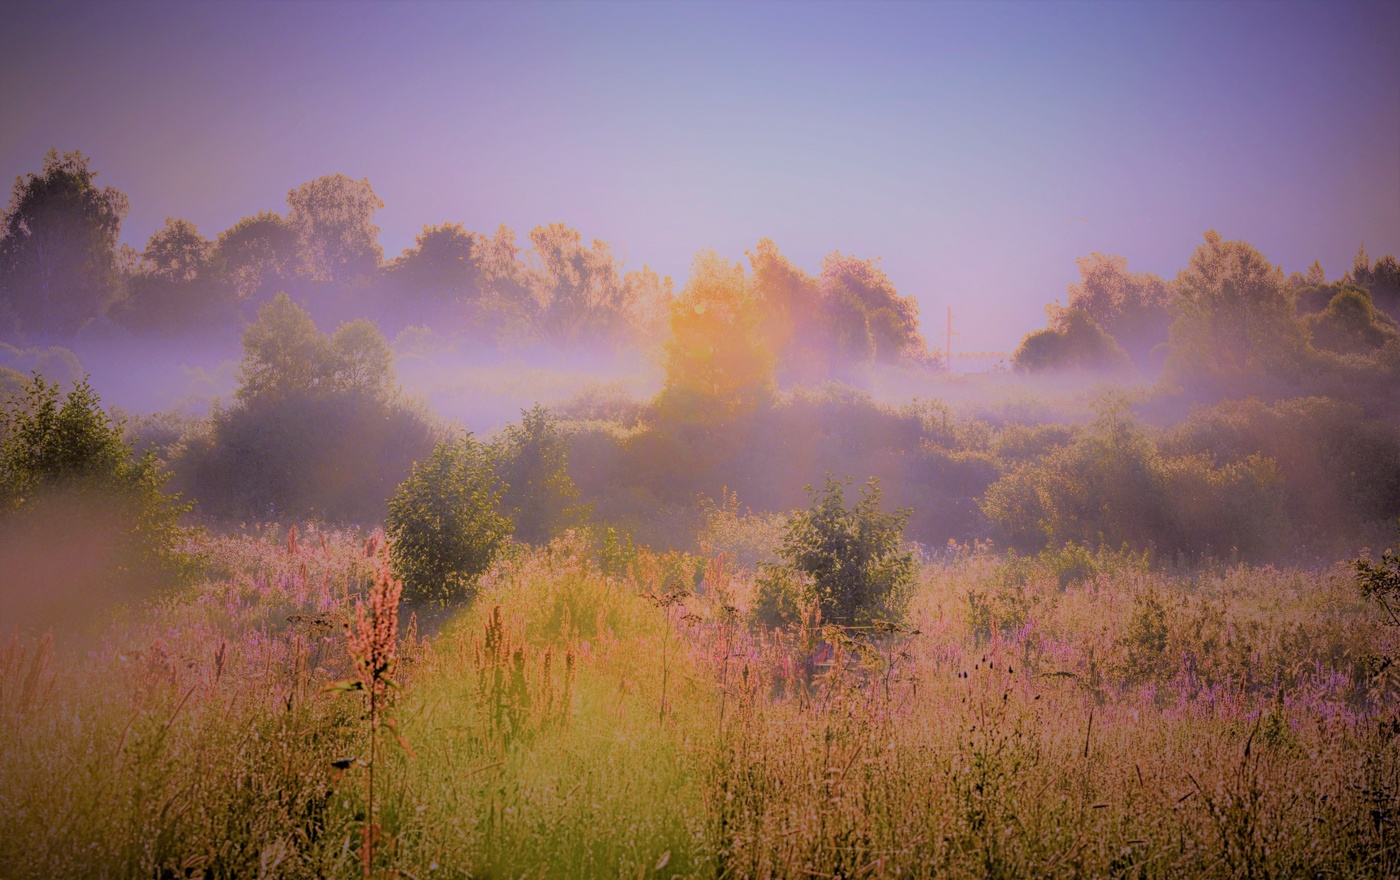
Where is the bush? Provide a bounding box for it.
[386,436,513,605]
[175,390,439,523]
[0,375,195,624]
[490,405,582,545]
[765,475,914,627]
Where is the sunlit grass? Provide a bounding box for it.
[2,527,1396,878]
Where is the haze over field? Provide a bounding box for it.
[4,3,1400,879]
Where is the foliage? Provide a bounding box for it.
[519,222,661,350]
[215,211,298,302]
[1166,230,1306,390]
[0,149,129,335]
[112,217,231,334]
[657,250,776,425]
[1306,287,1400,356]
[386,436,513,604]
[1055,252,1172,368]
[285,174,384,284]
[176,297,425,522]
[0,375,195,606]
[385,222,483,303]
[1349,246,1400,318]
[765,475,914,626]
[819,250,928,364]
[177,389,438,523]
[982,394,1288,557]
[490,405,582,545]
[745,239,933,382]
[237,294,395,401]
[1354,522,1400,620]
[1012,308,1133,373]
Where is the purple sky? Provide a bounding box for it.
[2,0,1397,352]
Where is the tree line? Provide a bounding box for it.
[0,149,932,385]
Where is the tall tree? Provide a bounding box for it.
[1166,231,1305,388]
[236,293,333,400]
[1054,252,1171,367]
[0,149,129,335]
[819,252,926,364]
[215,211,298,303]
[521,223,636,349]
[660,250,775,423]
[386,222,483,303]
[285,174,384,284]
[747,238,830,381]
[112,217,227,333]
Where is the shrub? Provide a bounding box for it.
[490,405,582,545]
[386,436,512,605]
[0,375,195,623]
[766,475,914,627]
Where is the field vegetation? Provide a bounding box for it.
[2,150,1400,877]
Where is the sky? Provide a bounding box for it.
[2,0,1398,353]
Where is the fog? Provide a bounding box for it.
[1,151,1398,612]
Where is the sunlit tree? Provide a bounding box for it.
[286,174,384,284]
[237,294,395,400]
[820,251,927,364]
[1054,252,1171,367]
[328,318,395,396]
[659,250,775,423]
[747,238,830,381]
[0,149,129,335]
[237,294,333,400]
[1166,231,1306,388]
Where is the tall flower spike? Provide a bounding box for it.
[347,545,403,711]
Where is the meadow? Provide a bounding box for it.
[3,524,1395,879]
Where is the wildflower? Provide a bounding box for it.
[346,549,403,711]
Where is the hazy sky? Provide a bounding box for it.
[3,0,1397,351]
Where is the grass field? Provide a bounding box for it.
[2,525,1397,878]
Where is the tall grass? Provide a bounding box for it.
[2,527,1396,877]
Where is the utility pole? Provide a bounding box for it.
[946,307,953,373]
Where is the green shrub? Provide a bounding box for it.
[767,475,914,627]
[490,405,582,545]
[0,375,196,623]
[386,436,512,605]
[752,563,810,628]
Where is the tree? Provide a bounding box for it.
[386,222,483,303]
[659,250,775,424]
[490,405,581,545]
[215,211,299,302]
[236,294,396,400]
[747,238,832,382]
[0,149,129,335]
[328,319,395,396]
[1166,231,1306,388]
[0,375,195,609]
[1349,246,1400,319]
[521,223,644,350]
[1012,308,1133,373]
[1054,252,1171,367]
[113,217,229,333]
[237,294,333,400]
[386,437,513,604]
[762,475,914,626]
[1306,288,1400,357]
[1355,523,1400,622]
[286,174,384,284]
[819,252,927,364]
